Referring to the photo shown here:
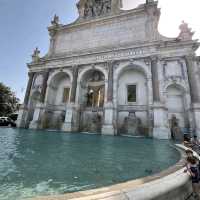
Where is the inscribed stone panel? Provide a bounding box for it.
[54,14,147,54]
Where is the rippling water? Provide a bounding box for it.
[0,128,180,200]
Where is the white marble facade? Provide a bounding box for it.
[17,0,200,139]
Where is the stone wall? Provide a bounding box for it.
[17,0,200,138]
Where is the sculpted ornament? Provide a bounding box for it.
[77,0,112,19]
[32,47,40,63]
[178,21,194,41]
[48,15,62,39]
[51,15,59,26]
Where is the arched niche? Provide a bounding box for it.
[79,69,105,108]
[117,67,148,106]
[166,84,188,128]
[116,64,149,136]
[78,69,106,133]
[46,72,71,106]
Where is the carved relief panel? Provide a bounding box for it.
[77,0,116,19]
[83,0,111,18]
[164,61,184,78]
[32,74,43,90]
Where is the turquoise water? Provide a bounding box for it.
[0,128,180,200]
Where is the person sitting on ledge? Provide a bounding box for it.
[185,149,195,159]
[184,137,193,149]
[185,149,199,171]
[184,156,200,200]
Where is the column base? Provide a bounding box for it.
[62,122,73,132]
[16,118,26,128]
[153,127,171,140]
[102,102,115,135]
[29,103,44,130]
[102,124,115,135]
[16,106,28,128]
[62,104,73,132]
[29,121,40,130]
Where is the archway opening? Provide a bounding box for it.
[43,72,71,130]
[47,72,71,106]
[166,84,188,131]
[79,70,105,133]
[117,67,148,136]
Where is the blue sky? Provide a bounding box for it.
[0,0,199,102]
[0,0,79,101]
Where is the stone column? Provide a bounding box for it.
[24,72,35,106]
[70,66,78,103]
[29,102,44,130]
[62,66,79,132]
[41,71,49,103]
[39,71,50,129]
[185,55,200,137]
[185,56,200,103]
[151,57,160,102]
[16,105,28,128]
[16,72,35,128]
[102,62,115,135]
[151,57,170,139]
[29,71,50,130]
[107,62,114,102]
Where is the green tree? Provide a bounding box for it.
[0,82,20,116]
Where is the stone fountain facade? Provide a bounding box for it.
[17,0,200,139]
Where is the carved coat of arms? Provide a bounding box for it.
[83,0,112,18]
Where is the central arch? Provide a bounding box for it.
[78,68,106,133]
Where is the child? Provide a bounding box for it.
[185,149,194,158]
[185,149,200,180]
[185,156,200,199]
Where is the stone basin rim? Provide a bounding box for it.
[30,144,187,200]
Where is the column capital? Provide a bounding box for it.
[28,71,35,77]
[149,55,160,62]
[105,60,119,67]
[184,54,196,60]
[72,64,79,69]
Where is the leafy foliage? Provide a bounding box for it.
[0,82,20,116]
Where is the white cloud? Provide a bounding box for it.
[123,0,200,55]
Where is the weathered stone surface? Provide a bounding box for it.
[77,0,122,19]
[24,72,35,106]
[151,56,160,102]
[41,71,49,103]
[18,0,200,138]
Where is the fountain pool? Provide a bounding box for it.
[0,128,180,200]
